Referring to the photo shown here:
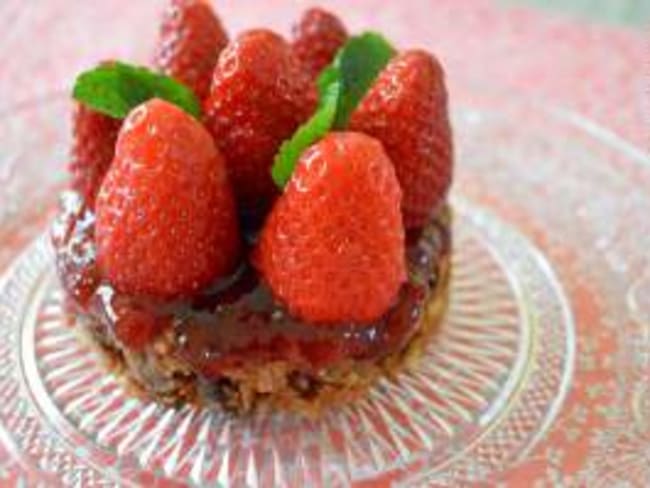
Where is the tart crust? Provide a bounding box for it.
[70,214,452,417]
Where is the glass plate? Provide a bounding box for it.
[0,90,648,486]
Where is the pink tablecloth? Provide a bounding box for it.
[0,0,647,485]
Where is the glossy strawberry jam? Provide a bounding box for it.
[52,191,450,377]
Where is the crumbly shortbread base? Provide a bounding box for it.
[73,252,451,418]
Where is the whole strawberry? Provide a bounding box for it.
[350,50,453,229]
[153,0,228,100]
[255,132,406,324]
[96,99,240,298]
[68,102,120,208]
[204,29,317,212]
[291,7,348,79]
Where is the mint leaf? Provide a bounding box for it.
[73,62,201,119]
[271,31,395,189]
[332,32,395,128]
[317,64,339,97]
[272,81,341,188]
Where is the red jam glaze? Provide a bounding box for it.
[53,192,450,375]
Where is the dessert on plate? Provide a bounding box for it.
[51,0,454,416]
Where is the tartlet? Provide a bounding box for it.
[52,2,454,416]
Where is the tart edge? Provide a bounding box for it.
[71,211,452,418]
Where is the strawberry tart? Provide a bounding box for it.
[51,0,453,416]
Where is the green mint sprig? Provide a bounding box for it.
[271,32,395,189]
[329,32,396,128]
[72,61,202,119]
[271,81,341,188]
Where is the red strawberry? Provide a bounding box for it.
[96,99,240,298]
[68,102,121,208]
[291,7,348,79]
[254,132,406,324]
[112,303,166,351]
[153,0,228,99]
[350,50,453,229]
[204,29,317,212]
